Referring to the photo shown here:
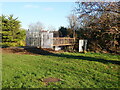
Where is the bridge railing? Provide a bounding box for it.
[53,37,75,46]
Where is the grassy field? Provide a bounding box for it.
[2,51,120,88]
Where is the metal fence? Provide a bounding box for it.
[26,31,53,48]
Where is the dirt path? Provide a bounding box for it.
[1,47,64,55]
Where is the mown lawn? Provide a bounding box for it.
[2,52,120,88]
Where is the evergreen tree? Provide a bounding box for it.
[58,26,68,37]
[1,15,26,47]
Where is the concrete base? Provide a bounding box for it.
[54,46,61,51]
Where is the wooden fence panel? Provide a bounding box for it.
[53,37,75,46]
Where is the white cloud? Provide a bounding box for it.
[24,4,39,8]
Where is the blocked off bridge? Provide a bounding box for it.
[26,31,75,49]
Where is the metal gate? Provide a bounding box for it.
[41,32,53,48]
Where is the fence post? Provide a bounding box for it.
[79,40,87,52]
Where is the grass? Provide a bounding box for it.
[2,51,120,88]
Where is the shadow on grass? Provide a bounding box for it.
[23,47,120,65]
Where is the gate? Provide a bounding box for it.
[41,32,53,48]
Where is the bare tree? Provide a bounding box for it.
[47,25,56,32]
[74,1,120,53]
[67,14,79,38]
[28,21,44,31]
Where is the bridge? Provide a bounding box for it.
[26,31,75,48]
[53,37,75,46]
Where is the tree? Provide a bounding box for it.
[28,21,44,31]
[67,28,73,38]
[67,14,79,38]
[58,26,68,37]
[1,15,26,47]
[58,26,76,38]
[47,25,56,31]
[74,2,120,53]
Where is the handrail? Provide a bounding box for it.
[53,37,75,46]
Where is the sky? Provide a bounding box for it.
[1,2,75,30]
